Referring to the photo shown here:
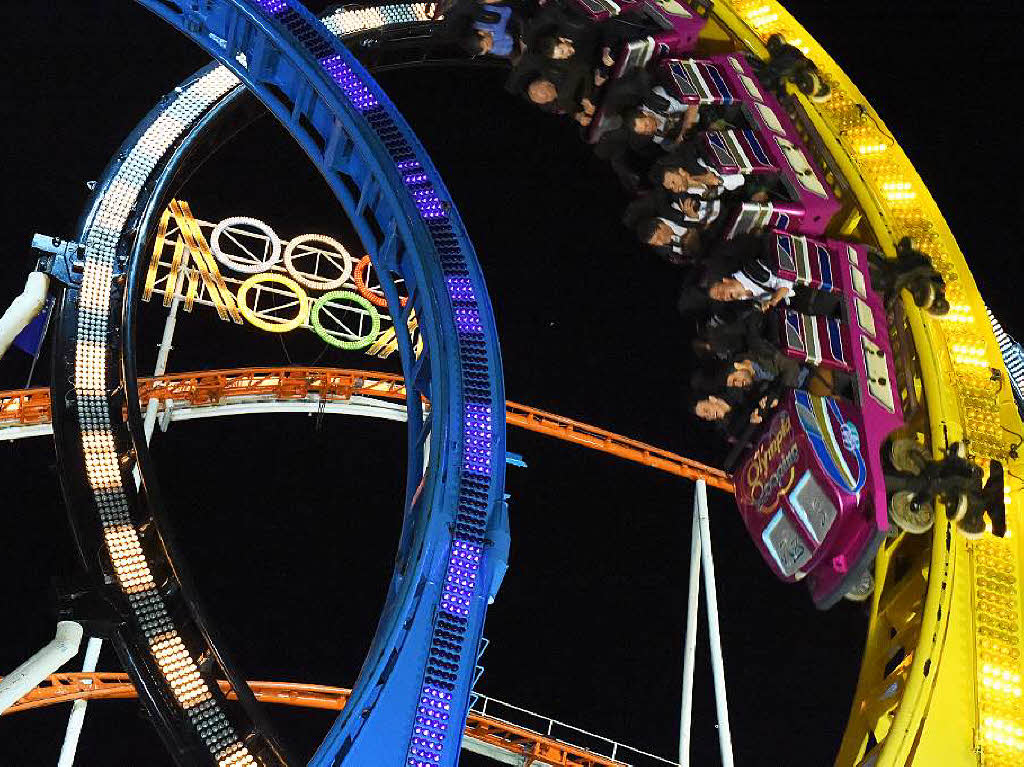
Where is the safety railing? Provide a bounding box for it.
[469,693,680,767]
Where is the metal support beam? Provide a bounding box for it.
[697,480,734,766]
[678,506,701,766]
[678,480,734,767]
[56,637,102,767]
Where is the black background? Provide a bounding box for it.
[1,1,1022,765]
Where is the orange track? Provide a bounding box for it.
[4,673,631,767]
[0,366,733,491]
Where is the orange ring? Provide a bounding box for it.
[354,255,407,308]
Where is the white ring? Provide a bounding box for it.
[283,233,354,291]
[211,216,282,273]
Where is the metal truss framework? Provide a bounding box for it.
[0,367,733,492]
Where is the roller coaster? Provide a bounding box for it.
[1,1,1023,766]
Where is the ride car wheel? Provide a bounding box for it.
[890,438,929,475]
[889,490,935,534]
[908,277,936,310]
[948,491,969,522]
[957,509,987,540]
[844,569,874,602]
[927,291,950,316]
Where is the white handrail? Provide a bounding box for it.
[679,503,702,765]
[56,637,103,767]
[0,621,83,713]
[0,272,49,361]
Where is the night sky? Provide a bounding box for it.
[1,1,1022,765]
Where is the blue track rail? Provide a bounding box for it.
[50,2,507,764]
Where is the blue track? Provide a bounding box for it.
[118,3,509,764]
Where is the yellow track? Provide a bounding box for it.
[700,3,1024,765]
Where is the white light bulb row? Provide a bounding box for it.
[325,4,431,36]
[66,57,250,760]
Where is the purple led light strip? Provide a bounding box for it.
[463,404,493,475]
[320,54,380,112]
[410,539,483,765]
[244,5,499,761]
[253,0,289,14]
[399,160,448,220]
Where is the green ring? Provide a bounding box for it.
[310,290,381,350]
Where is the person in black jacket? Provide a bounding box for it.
[650,142,749,197]
[693,302,766,361]
[696,232,842,316]
[592,69,708,190]
[599,69,700,151]
[623,187,702,228]
[622,188,705,264]
[593,126,662,192]
[625,180,739,257]
[690,375,774,432]
[634,216,700,265]
[510,54,600,123]
[524,0,658,69]
[524,1,600,60]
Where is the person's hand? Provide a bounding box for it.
[756,300,771,312]
[601,47,615,67]
[574,111,592,126]
[768,286,791,308]
[581,98,596,115]
[750,410,763,424]
[681,197,700,218]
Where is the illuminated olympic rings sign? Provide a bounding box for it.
[142,199,422,357]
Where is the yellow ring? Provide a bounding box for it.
[236,273,310,333]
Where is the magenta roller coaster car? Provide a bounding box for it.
[660,54,840,234]
[734,235,904,608]
[580,0,707,144]
[568,0,706,51]
[733,393,885,608]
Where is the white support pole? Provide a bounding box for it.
[678,502,702,766]
[55,637,102,767]
[141,397,161,446]
[136,277,181,479]
[0,621,83,713]
[0,272,50,362]
[154,269,185,378]
[695,479,735,767]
